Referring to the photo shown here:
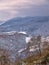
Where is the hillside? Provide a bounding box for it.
[0,16,49,36]
[0,16,49,65]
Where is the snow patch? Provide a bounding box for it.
[18,31,27,35]
[0,31,16,35]
[25,37,31,43]
[18,48,26,53]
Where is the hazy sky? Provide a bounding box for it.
[0,0,49,21]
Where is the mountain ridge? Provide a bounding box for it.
[0,16,49,36]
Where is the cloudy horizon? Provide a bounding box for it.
[0,0,49,21]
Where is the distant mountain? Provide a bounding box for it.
[33,21,49,36]
[0,21,4,25]
[0,16,49,36]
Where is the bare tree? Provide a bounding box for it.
[37,35,41,56]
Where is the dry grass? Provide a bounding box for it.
[0,48,49,65]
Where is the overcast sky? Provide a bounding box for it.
[0,0,49,21]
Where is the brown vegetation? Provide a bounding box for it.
[0,35,49,65]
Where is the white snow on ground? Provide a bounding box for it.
[18,31,27,35]
[18,45,39,53]
[41,36,49,42]
[18,39,49,54]
[5,31,16,35]
[18,49,25,53]
[45,36,49,42]
[18,48,26,53]
[0,31,16,35]
[29,45,39,52]
[30,47,39,52]
[0,31,27,35]
[25,37,31,43]
[41,37,46,42]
